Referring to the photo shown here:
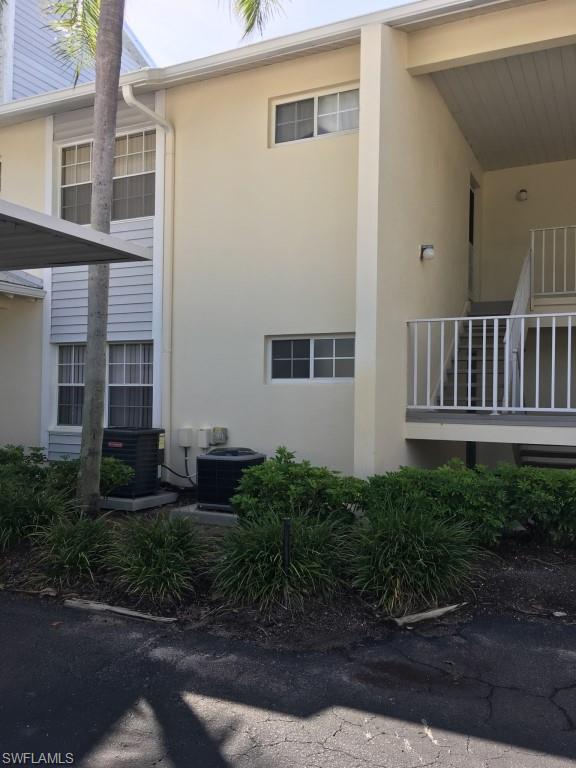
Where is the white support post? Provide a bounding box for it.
[551,315,556,409]
[426,321,431,407]
[568,316,572,410]
[492,318,499,412]
[535,316,541,409]
[440,320,445,408]
[453,320,459,408]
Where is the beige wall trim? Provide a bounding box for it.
[405,419,576,445]
[407,0,575,74]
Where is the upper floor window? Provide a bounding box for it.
[274,88,359,145]
[60,130,156,224]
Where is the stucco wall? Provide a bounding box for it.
[0,117,46,447]
[354,24,483,475]
[0,117,46,209]
[166,46,359,473]
[0,296,43,447]
[481,159,576,302]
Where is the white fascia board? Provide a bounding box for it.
[0,0,542,127]
[0,281,45,299]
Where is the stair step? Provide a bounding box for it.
[517,443,576,469]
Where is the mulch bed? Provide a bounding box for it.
[1,537,575,651]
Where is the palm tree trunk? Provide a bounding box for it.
[77,0,126,513]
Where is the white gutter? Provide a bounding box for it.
[121,84,175,464]
[0,282,45,299]
[0,0,542,127]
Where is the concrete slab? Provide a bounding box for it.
[100,491,178,512]
[169,504,239,527]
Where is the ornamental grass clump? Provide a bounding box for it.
[107,515,203,605]
[348,496,479,616]
[212,511,342,610]
[36,512,110,584]
[0,448,70,551]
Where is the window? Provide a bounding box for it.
[56,342,153,427]
[274,88,359,144]
[270,336,355,380]
[108,343,153,428]
[57,345,85,426]
[60,130,156,224]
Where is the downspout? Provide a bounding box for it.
[121,84,175,467]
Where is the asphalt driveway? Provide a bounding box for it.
[0,593,574,767]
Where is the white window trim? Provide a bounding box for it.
[269,82,360,148]
[56,343,87,428]
[266,334,355,384]
[55,126,157,222]
[55,342,154,429]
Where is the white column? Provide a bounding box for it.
[353,24,386,477]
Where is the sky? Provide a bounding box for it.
[124,0,415,67]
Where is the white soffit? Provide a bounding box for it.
[433,43,576,170]
[0,199,151,269]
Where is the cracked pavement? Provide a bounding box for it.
[0,593,574,767]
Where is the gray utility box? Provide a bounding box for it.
[197,447,266,511]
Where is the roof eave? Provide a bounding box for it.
[0,0,544,128]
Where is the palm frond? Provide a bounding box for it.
[233,0,285,36]
[47,0,100,86]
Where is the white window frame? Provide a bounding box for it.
[108,342,154,429]
[266,334,355,384]
[56,343,86,427]
[270,83,360,147]
[57,127,157,225]
[55,342,153,429]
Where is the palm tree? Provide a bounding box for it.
[46,0,283,513]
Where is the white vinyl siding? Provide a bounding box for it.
[274,88,359,145]
[50,218,154,343]
[53,97,157,143]
[11,0,147,101]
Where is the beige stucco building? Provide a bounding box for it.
[1,0,576,476]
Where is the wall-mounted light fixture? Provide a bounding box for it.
[515,188,528,202]
[420,244,435,261]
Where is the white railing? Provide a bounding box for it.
[407,312,576,413]
[531,226,576,297]
[506,251,531,407]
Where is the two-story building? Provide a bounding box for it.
[1,0,575,478]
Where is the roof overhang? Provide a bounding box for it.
[0,0,544,128]
[0,199,151,269]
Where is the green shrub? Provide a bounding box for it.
[36,513,110,584]
[364,460,512,546]
[232,447,364,525]
[0,448,60,550]
[212,511,342,610]
[495,464,576,544]
[348,495,478,615]
[47,457,134,498]
[106,515,202,604]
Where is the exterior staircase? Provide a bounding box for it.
[440,302,511,409]
[515,444,576,469]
